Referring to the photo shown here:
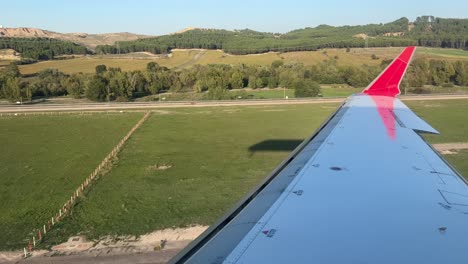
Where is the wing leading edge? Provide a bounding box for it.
[170,47,468,264]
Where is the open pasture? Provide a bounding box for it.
[0,112,143,249]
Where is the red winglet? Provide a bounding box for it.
[363,46,416,97]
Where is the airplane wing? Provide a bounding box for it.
[170,47,468,264]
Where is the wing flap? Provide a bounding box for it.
[393,99,439,134]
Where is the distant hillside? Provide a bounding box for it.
[96,16,468,55]
[0,27,149,49]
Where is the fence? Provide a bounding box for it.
[0,110,148,117]
[22,111,152,257]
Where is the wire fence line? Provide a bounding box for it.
[0,110,149,117]
[22,111,152,257]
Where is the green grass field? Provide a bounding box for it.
[17,47,468,75]
[445,150,468,178]
[320,86,360,97]
[43,104,340,245]
[405,99,468,144]
[418,47,468,59]
[0,112,143,250]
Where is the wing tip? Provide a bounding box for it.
[363,46,417,97]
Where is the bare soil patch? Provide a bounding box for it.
[147,164,173,171]
[433,142,468,153]
[1,226,207,263]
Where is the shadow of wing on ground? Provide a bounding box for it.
[248,139,304,153]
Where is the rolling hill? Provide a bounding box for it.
[1,15,468,61]
[96,16,468,55]
[0,27,148,49]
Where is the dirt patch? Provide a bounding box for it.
[353,33,368,39]
[261,109,285,112]
[321,106,338,109]
[433,142,468,152]
[195,110,213,114]
[147,164,173,171]
[0,49,21,60]
[423,104,442,108]
[56,225,206,256]
[0,251,23,262]
[221,109,241,113]
[440,150,458,155]
[6,226,207,262]
[51,236,94,252]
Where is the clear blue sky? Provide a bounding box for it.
[2,0,467,35]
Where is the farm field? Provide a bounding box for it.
[17,47,468,75]
[0,60,12,67]
[417,47,468,59]
[37,99,468,247]
[18,57,158,75]
[0,112,144,250]
[43,103,340,246]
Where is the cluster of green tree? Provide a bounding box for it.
[84,62,324,100]
[0,38,89,60]
[2,57,468,102]
[410,16,468,49]
[405,58,468,87]
[96,16,468,55]
[1,67,86,101]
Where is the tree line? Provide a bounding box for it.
[0,38,90,60]
[1,57,468,102]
